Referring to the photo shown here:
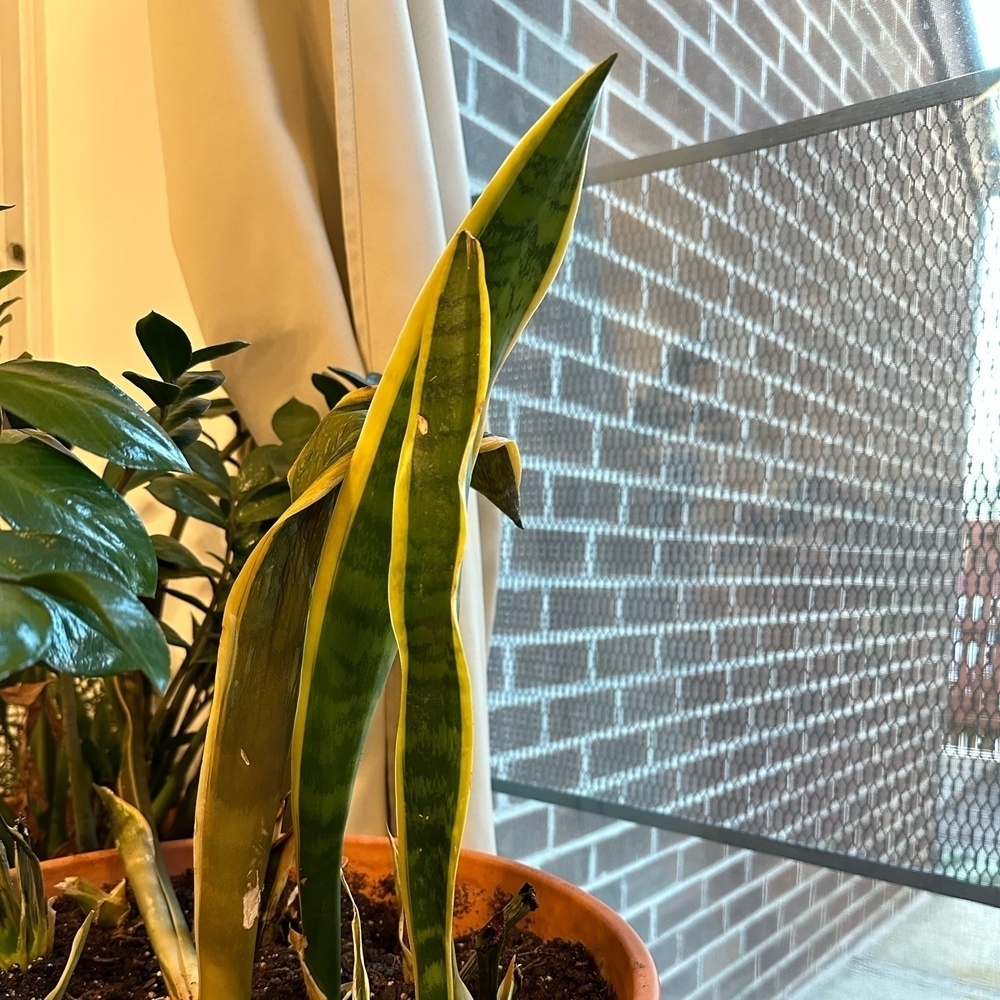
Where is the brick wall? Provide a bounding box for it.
[445,1,983,995]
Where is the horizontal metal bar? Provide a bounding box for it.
[586,66,1000,186]
[492,778,1000,909]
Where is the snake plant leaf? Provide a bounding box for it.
[147,476,227,528]
[287,407,366,502]
[193,463,347,1000]
[235,486,291,524]
[342,873,371,1000]
[5,820,54,972]
[0,359,189,472]
[135,311,193,384]
[290,58,612,997]
[471,437,522,528]
[189,339,249,365]
[0,582,51,674]
[497,957,521,1000]
[55,877,130,929]
[0,436,158,594]
[390,230,489,1000]
[42,910,94,1000]
[95,786,198,1000]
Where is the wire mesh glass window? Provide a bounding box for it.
[488,69,1000,902]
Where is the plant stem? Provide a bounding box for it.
[58,672,98,853]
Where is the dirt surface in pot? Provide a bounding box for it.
[0,870,616,999]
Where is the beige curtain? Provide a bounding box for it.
[147,0,498,852]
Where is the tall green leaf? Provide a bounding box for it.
[193,462,349,999]
[389,231,488,1000]
[290,57,613,996]
[0,436,158,594]
[0,360,189,472]
[135,311,192,383]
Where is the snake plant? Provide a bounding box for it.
[194,56,614,1000]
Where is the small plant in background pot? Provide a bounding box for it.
[0,57,658,999]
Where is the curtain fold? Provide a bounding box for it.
[147,0,496,852]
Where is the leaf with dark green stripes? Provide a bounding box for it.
[0,436,158,595]
[287,408,365,502]
[389,231,489,1000]
[472,436,523,528]
[0,359,189,472]
[193,475,342,999]
[289,59,614,996]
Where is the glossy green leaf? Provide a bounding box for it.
[163,396,211,431]
[147,477,227,528]
[168,419,203,451]
[122,371,181,408]
[135,311,192,383]
[471,436,522,528]
[95,786,197,1000]
[0,529,127,586]
[175,369,225,401]
[389,231,488,1000]
[290,59,613,997]
[0,436,158,594]
[152,535,213,577]
[184,440,232,497]
[15,589,131,681]
[0,582,51,674]
[0,359,189,472]
[287,407,365,502]
[8,570,169,692]
[189,340,249,365]
[272,398,320,449]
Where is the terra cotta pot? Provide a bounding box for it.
[41,834,659,999]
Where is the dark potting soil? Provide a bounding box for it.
[0,870,616,999]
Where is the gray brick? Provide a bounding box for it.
[621,583,679,625]
[495,806,549,858]
[632,381,694,433]
[594,533,656,577]
[490,703,542,752]
[493,588,544,633]
[549,689,616,740]
[684,42,737,118]
[460,116,513,186]
[569,5,642,93]
[543,845,591,884]
[600,318,664,377]
[498,342,552,399]
[514,641,589,687]
[590,731,649,776]
[600,425,662,474]
[510,527,587,575]
[451,41,470,106]
[523,32,581,99]
[509,747,581,786]
[444,0,519,68]
[735,0,782,62]
[517,407,594,465]
[552,474,621,521]
[679,904,726,960]
[475,61,548,140]
[619,0,680,67]
[572,244,644,315]
[560,356,629,415]
[645,63,705,140]
[527,292,594,353]
[549,586,619,630]
[595,633,658,678]
[627,486,684,529]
